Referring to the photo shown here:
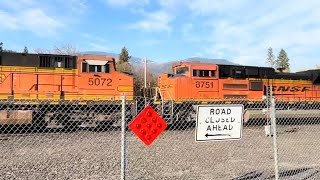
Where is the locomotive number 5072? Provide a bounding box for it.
[88,78,112,86]
[195,81,214,88]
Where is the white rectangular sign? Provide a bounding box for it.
[195,104,244,142]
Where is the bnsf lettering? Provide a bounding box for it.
[272,86,310,92]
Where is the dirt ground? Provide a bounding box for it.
[0,125,320,180]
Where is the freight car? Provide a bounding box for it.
[0,51,134,129]
[155,61,320,124]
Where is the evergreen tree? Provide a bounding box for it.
[23,46,28,54]
[119,47,131,63]
[266,47,275,68]
[116,47,132,74]
[275,49,290,71]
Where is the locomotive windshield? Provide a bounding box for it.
[176,67,189,75]
[82,60,110,73]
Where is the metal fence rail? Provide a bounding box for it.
[0,96,320,179]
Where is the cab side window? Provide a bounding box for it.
[82,62,88,72]
[193,69,216,77]
[105,64,110,73]
[82,61,110,73]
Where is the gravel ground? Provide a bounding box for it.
[1,125,320,180]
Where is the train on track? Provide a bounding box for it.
[1,51,320,129]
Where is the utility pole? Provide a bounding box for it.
[0,42,3,52]
[144,57,147,106]
[144,57,147,89]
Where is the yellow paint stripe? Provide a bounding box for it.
[0,94,10,99]
[0,93,134,102]
[260,78,311,84]
[118,86,134,92]
[64,94,134,101]
[0,65,77,74]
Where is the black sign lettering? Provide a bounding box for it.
[207,124,233,131]
[210,108,231,115]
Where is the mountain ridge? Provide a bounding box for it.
[80,51,238,75]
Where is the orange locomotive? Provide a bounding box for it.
[0,52,133,128]
[156,61,320,123]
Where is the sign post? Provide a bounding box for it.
[195,104,244,142]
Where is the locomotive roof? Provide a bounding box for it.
[0,51,77,57]
[173,61,274,70]
[0,51,115,59]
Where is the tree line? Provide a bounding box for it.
[266,47,290,72]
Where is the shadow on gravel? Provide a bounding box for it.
[0,124,122,135]
[232,170,264,180]
[245,117,320,127]
[233,167,320,180]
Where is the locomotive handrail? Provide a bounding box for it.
[158,88,174,116]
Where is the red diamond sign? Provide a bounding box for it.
[128,105,168,146]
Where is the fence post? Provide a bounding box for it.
[121,95,127,180]
[271,97,279,180]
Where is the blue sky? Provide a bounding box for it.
[0,0,320,72]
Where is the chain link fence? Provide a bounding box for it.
[275,99,320,179]
[0,96,320,179]
[126,97,275,180]
[0,99,125,180]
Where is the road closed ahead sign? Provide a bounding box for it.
[195,104,244,142]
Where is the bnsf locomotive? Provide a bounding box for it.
[0,51,133,129]
[1,51,320,129]
[156,61,320,124]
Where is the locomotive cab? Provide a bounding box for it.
[76,55,134,101]
[159,62,219,101]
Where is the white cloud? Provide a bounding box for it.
[0,11,19,29]
[159,0,185,9]
[104,0,149,7]
[0,0,37,10]
[0,0,87,37]
[178,0,320,71]
[129,10,172,32]
[23,9,64,36]
[0,9,63,37]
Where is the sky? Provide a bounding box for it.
[0,0,320,72]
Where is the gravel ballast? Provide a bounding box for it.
[1,125,320,179]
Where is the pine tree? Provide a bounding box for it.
[116,46,132,73]
[275,49,290,72]
[119,47,131,63]
[266,47,275,68]
[23,46,28,54]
